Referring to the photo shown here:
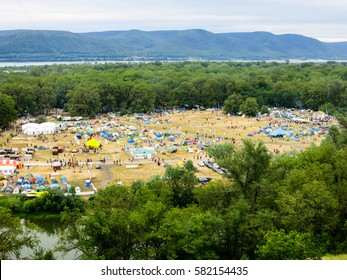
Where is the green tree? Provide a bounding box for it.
[0,93,17,130]
[200,78,223,108]
[174,81,198,108]
[278,180,339,237]
[164,165,197,208]
[256,230,322,260]
[129,83,156,113]
[58,185,138,260]
[0,207,38,259]
[35,115,48,124]
[319,102,336,116]
[240,97,259,117]
[156,206,222,259]
[67,86,102,117]
[208,140,271,211]
[31,248,56,260]
[223,93,243,114]
[184,160,197,173]
[260,105,270,114]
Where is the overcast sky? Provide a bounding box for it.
[2,0,346,42]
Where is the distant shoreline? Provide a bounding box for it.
[1,59,347,67]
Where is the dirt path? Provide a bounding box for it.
[98,164,113,188]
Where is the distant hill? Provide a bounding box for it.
[0,29,346,61]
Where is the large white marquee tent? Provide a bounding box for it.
[22,122,57,135]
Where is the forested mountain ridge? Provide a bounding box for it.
[0,29,346,61]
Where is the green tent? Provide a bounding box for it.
[36,185,46,191]
[166,146,178,153]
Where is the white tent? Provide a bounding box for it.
[22,122,56,135]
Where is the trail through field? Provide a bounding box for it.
[99,164,113,188]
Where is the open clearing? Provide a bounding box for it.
[1,109,332,191]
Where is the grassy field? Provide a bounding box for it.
[322,254,347,260]
[1,110,332,191]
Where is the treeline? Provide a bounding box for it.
[0,61,347,118]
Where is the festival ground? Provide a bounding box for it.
[0,109,334,192]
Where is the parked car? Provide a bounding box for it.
[198,161,205,167]
[216,169,224,174]
[203,161,214,169]
[198,177,212,184]
[95,164,101,169]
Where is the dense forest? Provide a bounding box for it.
[0,61,347,121]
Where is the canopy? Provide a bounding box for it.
[22,122,56,135]
[269,128,287,137]
[0,159,22,168]
[85,137,101,148]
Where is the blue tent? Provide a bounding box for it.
[21,183,31,190]
[127,138,135,143]
[49,184,61,189]
[287,130,295,136]
[269,128,287,137]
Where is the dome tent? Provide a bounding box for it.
[85,138,101,148]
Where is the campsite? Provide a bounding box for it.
[0,108,336,195]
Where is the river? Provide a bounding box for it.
[1,59,347,68]
[20,217,79,260]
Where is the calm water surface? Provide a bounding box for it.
[20,217,79,260]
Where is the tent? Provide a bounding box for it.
[85,138,101,148]
[0,165,16,175]
[0,159,22,169]
[49,183,61,189]
[166,146,178,153]
[129,147,156,160]
[51,178,59,184]
[22,122,56,135]
[21,183,31,191]
[36,185,46,191]
[269,128,287,137]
